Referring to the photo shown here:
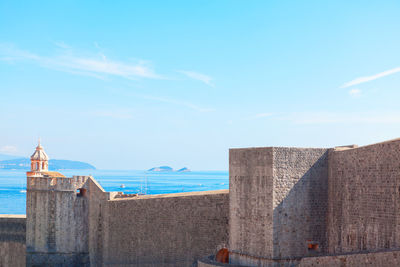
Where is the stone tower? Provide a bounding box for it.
[26,142,90,266]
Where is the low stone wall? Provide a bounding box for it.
[198,255,299,267]
[0,215,26,267]
[199,249,400,267]
[102,190,229,267]
[197,256,242,267]
[298,249,400,267]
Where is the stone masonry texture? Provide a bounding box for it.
[272,148,329,259]
[229,148,274,260]
[298,249,400,267]
[229,147,328,265]
[102,190,229,267]
[327,139,400,254]
[198,249,400,267]
[26,176,90,266]
[0,215,26,267]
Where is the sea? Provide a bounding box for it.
[0,169,229,215]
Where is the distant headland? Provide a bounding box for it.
[0,155,96,170]
[147,166,191,172]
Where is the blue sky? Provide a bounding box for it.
[1,1,400,170]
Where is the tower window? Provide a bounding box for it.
[77,188,87,197]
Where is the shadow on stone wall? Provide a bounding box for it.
[273,150,329,260]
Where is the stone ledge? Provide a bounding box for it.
[109,189,229,201]
[0,215,26,219]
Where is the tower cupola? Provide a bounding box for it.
[30,140,49,171]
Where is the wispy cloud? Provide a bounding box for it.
[0,43,162,80]
[255,113,273,118]
[227,112,273,125]
[178,70,214,87]
[0,145,18,154]
[286,112,400,124]
[89,109,134,120]
[348,88,361,97]
[341,67,400,88]
[141,95,214,112]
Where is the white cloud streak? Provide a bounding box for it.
[0,145,18,154]
[341,67,400,88]
[286,112,400,124]
[89,109,134,120]
[178,70,214,87]
[255,113,273,118]
[0,43,161,80]
[141,95,215,112]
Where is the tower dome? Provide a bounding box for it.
[30,140,49,171]
[31,142,49,161]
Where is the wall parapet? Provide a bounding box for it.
[0,215,26,243]
[108,189,229,201]
[103,189,229,266]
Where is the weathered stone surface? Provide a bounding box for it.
[327,139,400,254]
[272,148,328,259]
[87,177,108,267]
[298,249,400,267]
[26,175,90,266]
[229,148,274,259]
[0,215,26,267]
[102,190,229,267]
[199,249,400,267]
[229,147,328,265]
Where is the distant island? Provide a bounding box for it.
[148,166,191,172]
[177,167,190,172]
[0,157,96,170]
[148,166,173,172]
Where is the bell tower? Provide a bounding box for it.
[30,139,49,172]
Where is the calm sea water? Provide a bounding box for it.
[0,169,228,215]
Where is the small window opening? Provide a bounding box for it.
[307,240,319,251]
[77,188,87,197]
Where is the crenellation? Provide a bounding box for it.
[27,177,77,192]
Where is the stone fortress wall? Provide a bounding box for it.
[1,177,229,267]
[102,190,229,267]
[2,138,400,266]
[272,148,329,259]
[229,147,275,261]
[229,147,329,266]
[26,172,229,266]
[327,140,400,255]
[201,138,400,267]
